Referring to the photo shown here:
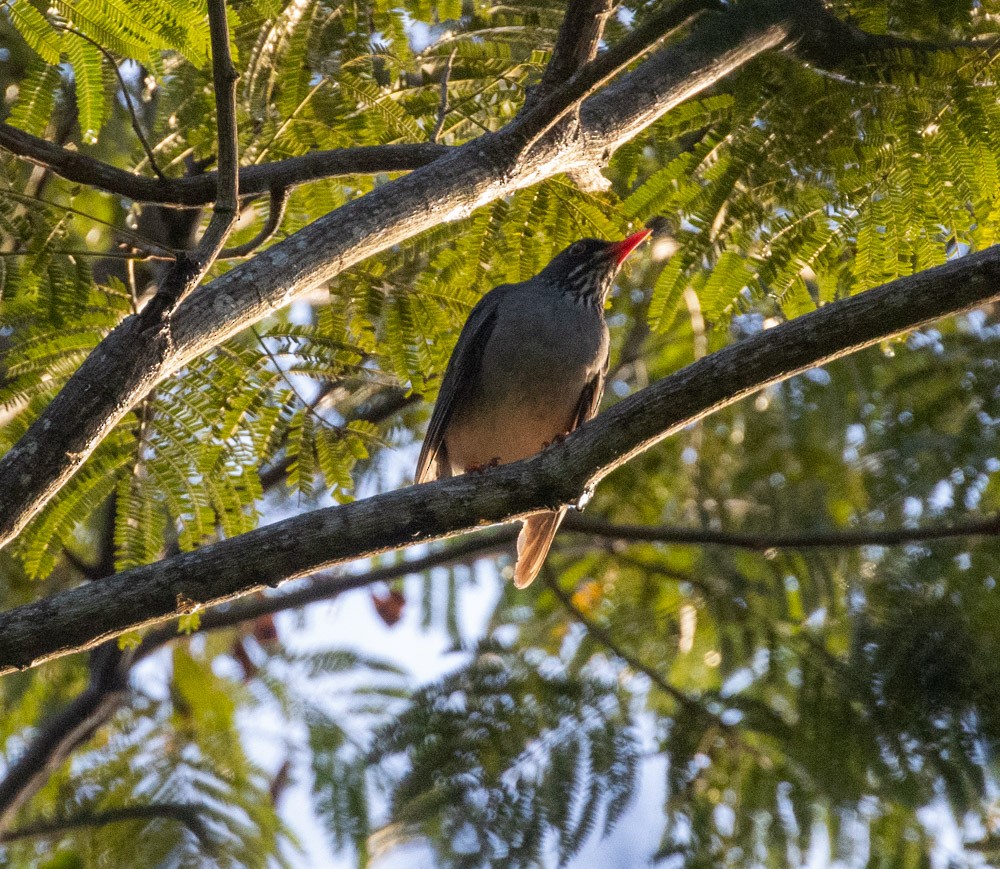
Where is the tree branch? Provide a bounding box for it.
[10,494,979,828]
[134,527,518,661]
[531,0,614,102]
[122,506,1000,662]
[0,646,128,830]
[430,50,457,144]
[0,529,512,834]
[0,123,451,206]
[514,0,714,154]
[221,186,290,258]
[0,3,792,552]
[0,802,212,847]
[193,0,240,265]
[138,0,240,324]
[562,512,1000,550]
[2,243,1000,673]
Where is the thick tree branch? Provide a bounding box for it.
[0,124,452,206]
[0,3,792,552]
[2,505,995,824]
[0,529,511,835]
[2,246,1000,673]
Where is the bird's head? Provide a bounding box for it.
[538,230,652,308]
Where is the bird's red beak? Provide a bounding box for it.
[610,229,652,265]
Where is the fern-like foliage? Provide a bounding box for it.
[370,643,639,868]
[622,39,1000,333]
[4,0,1000,866]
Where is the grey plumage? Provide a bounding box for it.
[415,231,650,587]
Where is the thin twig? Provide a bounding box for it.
[1,189,178,256]
[430,50,457,144]
[257,383,417,492]
[543,572,698,708]
[135,528,517,662]
[221,186,290,258]
[190,0,240,267]
[60,25,165,179]
[138,0,240,323]
[250,326,340,430]
[562,512,1000,551]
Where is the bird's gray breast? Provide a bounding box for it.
[444,287,609,474]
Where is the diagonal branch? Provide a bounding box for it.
[0,530,514,833]
[2,504,997,823]
[2,243,1000,674]
[61,25,165,179]
[543,572,694,707]
[0,2,792,553]
[0,645,128,830]
[530,0,615,102]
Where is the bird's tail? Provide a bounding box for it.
[514,508,566,589]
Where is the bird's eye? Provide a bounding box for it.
[569,241,586,256]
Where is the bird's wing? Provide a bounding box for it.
[414,289,505,483]
[571,355,608,431]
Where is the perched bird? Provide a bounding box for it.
[415,229,651,588]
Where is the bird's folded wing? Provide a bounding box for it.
[571,357,608,430]
[414,290,504,484]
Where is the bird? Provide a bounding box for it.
[415,229,651,588]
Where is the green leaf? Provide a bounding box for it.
[8,61,62,136]
[65,35,105,144]
[8,1,63,64]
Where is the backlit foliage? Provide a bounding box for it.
[1,0,1000,866]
